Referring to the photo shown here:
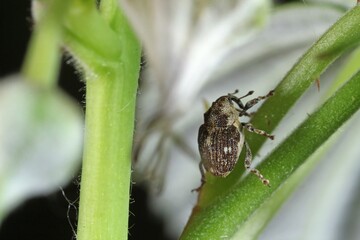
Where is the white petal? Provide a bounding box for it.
[0,76,83,221]
[121,0,271,187]
[120,0,271,114]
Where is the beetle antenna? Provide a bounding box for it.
[229,90,254,100]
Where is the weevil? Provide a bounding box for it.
[197,90,274,190]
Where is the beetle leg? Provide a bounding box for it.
[199,161,206,184]
[243,122,274,140]
[192,161,206,192]
[244,141,270,186]
[243,90,274,110]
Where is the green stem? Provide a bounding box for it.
[76,7,141,240]
[181,69,360,239]
[22,0,71,87]
[233,44,360,239]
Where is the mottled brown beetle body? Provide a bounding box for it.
[197,90,275,189]
[198,96,244,176]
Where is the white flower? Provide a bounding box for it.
[117,0,360,239]
[119,0,271,187]
[121,0,270,114]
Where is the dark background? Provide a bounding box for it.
[0,1,168,240]
[0,1,293,239]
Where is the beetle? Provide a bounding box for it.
[197,89,275,190]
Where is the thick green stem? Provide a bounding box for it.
[77,72,133,240]
[76,8,141,240]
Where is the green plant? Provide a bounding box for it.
[1,0,140,239]
[2,0,360,239]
